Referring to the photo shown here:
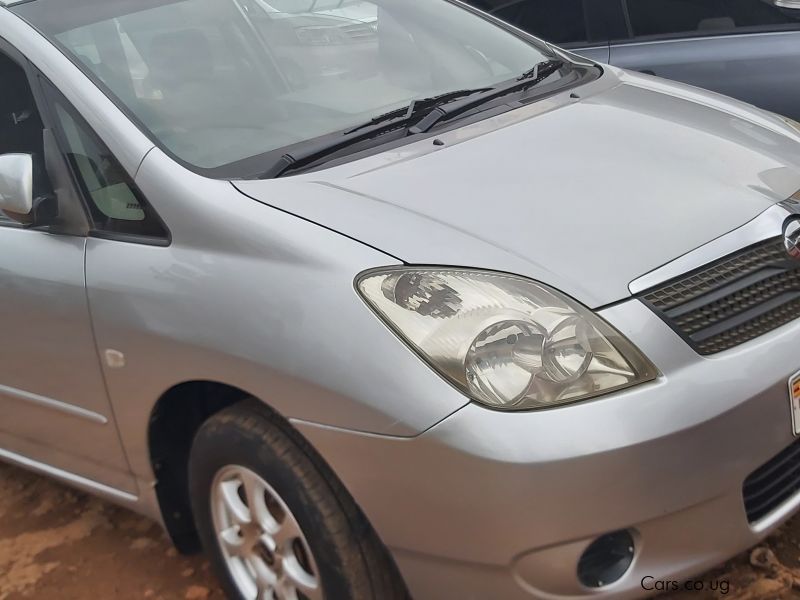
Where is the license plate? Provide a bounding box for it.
[791,371,800,436]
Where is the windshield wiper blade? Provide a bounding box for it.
[260,88,491,178]
[344,88,492,135]
[409,59,565,135]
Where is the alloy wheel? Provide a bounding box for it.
[210,465,322,600]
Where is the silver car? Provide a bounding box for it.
[1,0,800,598]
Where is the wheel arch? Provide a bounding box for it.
[148,380,252,552]
[147,380,408,596]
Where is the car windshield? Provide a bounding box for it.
[14,0,564,176]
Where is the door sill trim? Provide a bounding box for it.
[0,446,137,502]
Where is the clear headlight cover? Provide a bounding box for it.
[357,268,657,410]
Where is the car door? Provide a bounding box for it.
[608,0,800,119]
[465,0,612,62]
[0,38,136,494]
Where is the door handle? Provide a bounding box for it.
[638,69,656,76]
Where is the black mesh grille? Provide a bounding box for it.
[640,238,800,355]
[743,438,800,523]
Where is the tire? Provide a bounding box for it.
[188,399,408,600]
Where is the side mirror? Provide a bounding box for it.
[775,0,800,9]
[0,153,34,217]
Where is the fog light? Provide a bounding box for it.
[577,530,635,588]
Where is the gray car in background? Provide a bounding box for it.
[467,0,800,119]
[3,0,800,599]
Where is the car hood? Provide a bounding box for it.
[235,68,800,308]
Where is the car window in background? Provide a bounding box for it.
[626,0,800,39]
[15,0,561,176]
[491,0,588,46]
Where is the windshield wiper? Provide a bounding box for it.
[408,59,565,134]
[344,88,492,135]
[261,88,491,179]
[259,60,565,179]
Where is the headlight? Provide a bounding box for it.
[357,268,657,411]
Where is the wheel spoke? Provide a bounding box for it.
[282,556,322,600]
[220,479,252,525]
[219,525,247,557]
[241,470,278,531]
[250,555,279,592]
[229,557,259,600]
[272,514,303,552]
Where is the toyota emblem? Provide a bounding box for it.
[785,217,800,260]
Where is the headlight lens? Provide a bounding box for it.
[358,268,657,410]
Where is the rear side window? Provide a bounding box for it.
[626,0,800,38]
[488,0,589,46]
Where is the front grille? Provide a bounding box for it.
[743,438,800,523]
[640,237,800,354]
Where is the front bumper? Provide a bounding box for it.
[295,299,800,599]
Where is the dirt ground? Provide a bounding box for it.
[3,462,800,600]
[0,463,223,600]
